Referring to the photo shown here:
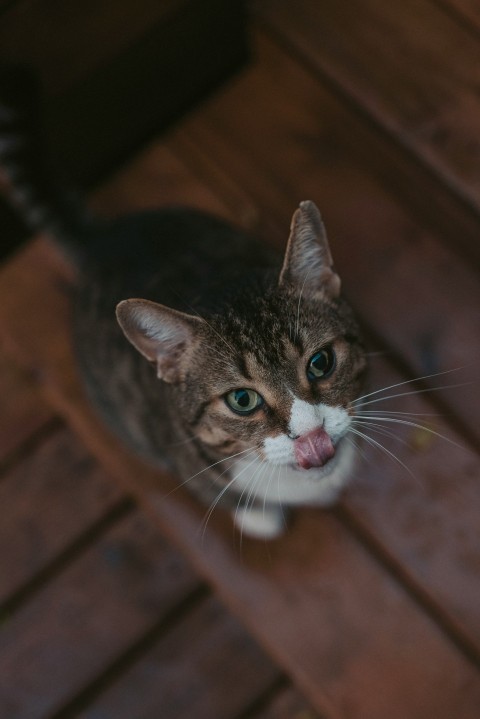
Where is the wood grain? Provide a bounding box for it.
[0,349,53,463]
[78,597,279,719]
[0,509,200,719]
[0,428,123,604]
[254,0,480,232]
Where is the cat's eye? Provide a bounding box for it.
[225,388,263,415]
[307,347,336,381]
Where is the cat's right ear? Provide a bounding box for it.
[116,299,204,383]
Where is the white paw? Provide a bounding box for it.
[233,506,286,540]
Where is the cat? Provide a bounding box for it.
[0,69,367,539]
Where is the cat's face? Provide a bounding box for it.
[173,291,365,470]
[117,201,366,485]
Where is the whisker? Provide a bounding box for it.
[278,463,288,531]
[356,410,441,417]
[353,415,464,451]
[351,381,471,409]
[351,366,468,406]
[236,457,268,549]
[165,445,259,497]
[344,434,369,465]
[202,452,261,539]
[348,426,417,482]
[351,419,412,448]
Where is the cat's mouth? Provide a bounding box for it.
[293,426,336,470]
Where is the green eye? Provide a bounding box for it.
[225,388,263,415]
[307,347,336,381]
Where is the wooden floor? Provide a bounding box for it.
[1,1,480,717]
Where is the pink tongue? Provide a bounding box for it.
[294,427,335,470]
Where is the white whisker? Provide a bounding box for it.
[348,426,417,481]
[202,451,261,539]
[344,434,369,464]
[237,457,268,549]
[166,445,258,497]
[351,419,412,448]
[351,366,468,406]
[354,415,464,451]
[352,382,471,409]
[357,410,441,417]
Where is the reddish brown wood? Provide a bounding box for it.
[89,142,251,224]
[0,428,124,604]
[0,350,53,462]
[78,596,279,719]
[148,497,480,719]
[254,0,480,245]
[443,0,480,30]
[0,509,200,719]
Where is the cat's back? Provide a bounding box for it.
[81,207,272,307]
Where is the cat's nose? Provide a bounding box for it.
[294,427,335,470]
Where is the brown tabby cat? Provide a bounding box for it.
[0,70,367,538]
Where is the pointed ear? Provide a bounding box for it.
[279,201,341,300]
[116,299,204,383]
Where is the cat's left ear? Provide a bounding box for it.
[279,200,341,300]
[116,299,204,383]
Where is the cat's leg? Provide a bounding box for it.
[232,505,287,540]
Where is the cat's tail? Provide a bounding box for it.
[0,66,93,261]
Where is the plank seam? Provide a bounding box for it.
[0,416,63,482]
[252,16,480,264]
[433,0,480,41]
[0,496,135,620]
[47,583,210,719]
[335,504,480,670]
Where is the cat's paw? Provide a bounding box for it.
[233,506,287,540]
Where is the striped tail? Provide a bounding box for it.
[0,66,92,256]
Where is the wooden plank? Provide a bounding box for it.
[146,496,480,719]
[0,509,200,719]
[168,31,480,444]
[0,210,479,714]
[77,596,279,719]
[340,357,480,645]
[254,0,480,246]
[88,142,255,225]
[0,428,124,605]
[0,349,53,463]
[437,0,480,34]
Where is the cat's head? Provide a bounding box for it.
[116,201,366,484]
